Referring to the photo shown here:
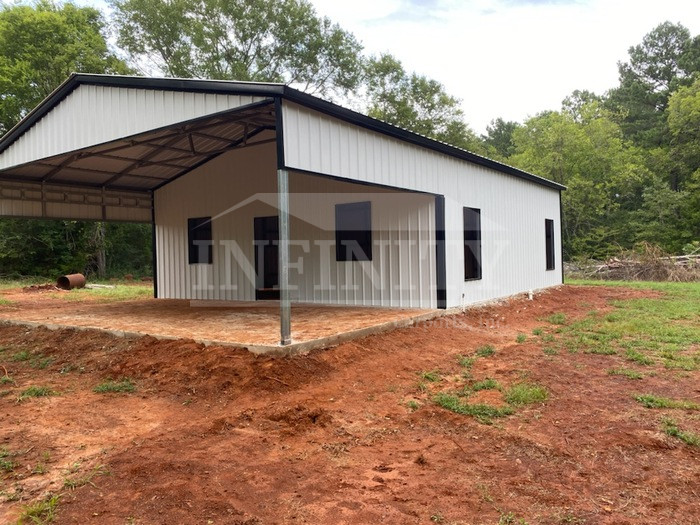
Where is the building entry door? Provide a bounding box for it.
[254,216,279,300]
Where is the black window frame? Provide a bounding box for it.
[188,216,213,264]
[335,201,372,262]
[545,218,555,271]
[463,207,482,281]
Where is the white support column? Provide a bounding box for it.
[277,168,291,345]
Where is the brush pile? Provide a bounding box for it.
[566,243,700,282]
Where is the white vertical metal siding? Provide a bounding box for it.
[288,173,435,308]
[0,85,266,170]
[154,140,436,307]
[282,101,562,308]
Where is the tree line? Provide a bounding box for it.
[0,1,698,278]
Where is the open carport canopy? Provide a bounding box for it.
[0,76,280,223]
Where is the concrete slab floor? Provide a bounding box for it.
[0,296,438,354]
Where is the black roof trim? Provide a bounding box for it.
[0,73,565,191]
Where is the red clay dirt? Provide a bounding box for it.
[1,285,699,524]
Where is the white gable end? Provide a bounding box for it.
[0,84,266,170]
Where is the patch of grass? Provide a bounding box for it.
[471,378,500,391]
[542,333,555,343]
[584,346,617,355]
[16,494,60,524]
[633,394,700,410]
[568,281,700,358]
[532,328,544,336]
[419,371,441,383]
[607,368,643,379]
[16,386,58,402]
[504,382,548,406]
[457,355,476,368]
[543,347,558,356]
[93,378,136,394]
[55,283,153,303]
[546,313,567,325]
[63,464,110,490]
[0,458,14,472]
[625,349,654,366]
[475,345,495,357]
[0,375,15,385]
[406,400,420,411]
[662,418,700,447]
[434,392,514,424]
[661,352,700,371]
[32,462,48,475]
[0,297,13,306]
[11,350,31,362]
[515,333,527,344]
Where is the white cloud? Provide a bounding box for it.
[310,0,700,132]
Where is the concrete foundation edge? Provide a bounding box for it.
[0,285,562,356]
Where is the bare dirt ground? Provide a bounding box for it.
[1,285,699,524]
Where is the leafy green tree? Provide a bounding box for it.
[364,53,482,152]
[0,2,148,279]
[667,77,700,190]
[0,219,91,277]
[482,118,521,160]
[0,1,130,135]
[627,175,694,253]
[111,0,364,98]
[562,89,603,123]
[509,102,651,259]
[606,22,699,148]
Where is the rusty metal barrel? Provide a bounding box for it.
[56,273,86,290]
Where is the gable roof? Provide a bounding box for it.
[0,73,565,191]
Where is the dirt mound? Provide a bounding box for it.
[21,283,60,292]
[266,405,333,431]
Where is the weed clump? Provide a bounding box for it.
[504,382,549,405]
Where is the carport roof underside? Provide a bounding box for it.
[0,99,277,193]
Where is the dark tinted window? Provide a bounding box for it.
[545,218,555,270]
[464,207,482,280]
[335,201,372,261]
[188,217,213,264]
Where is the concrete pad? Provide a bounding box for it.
[0,297,442,354]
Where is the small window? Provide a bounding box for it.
[464,207,482,280]
[545,218,555,270]
[188,217,213,264]
[335,201,372,261]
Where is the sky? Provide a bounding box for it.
[8,0,698,134]
[306,0,699,133]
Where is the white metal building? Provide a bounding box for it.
[0,74,564,344]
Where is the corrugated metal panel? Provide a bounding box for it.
[0,85,266,170]
[154,139,435,307]
[282,101,562,307]
[0,180,151,222]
